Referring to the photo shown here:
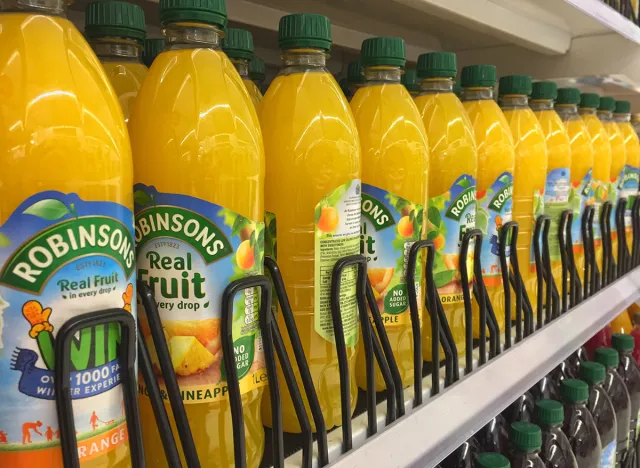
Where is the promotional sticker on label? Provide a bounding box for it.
[544,167,571,260]
[569,169,593,253]
[426,174,476,304]
[476,172,513,286]
[134,185,267,405]
[314,180,361,346]
[360,184,423,327]
[0,192,136,465]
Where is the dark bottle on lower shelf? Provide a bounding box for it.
[532,375,562,402]
[534,399,578,468]
[596,347,632,466]
[475,452,511,468]
[612,334,640,445]
[478,414,510,455]
[560,379,603,468]
[566,347,588,379]
[504,392,536,424]
[508,422,545,468]
[580,362,617,468]
[443,436,482,468]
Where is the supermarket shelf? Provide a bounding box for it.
[284,268,640,468]
[562,0,640,45]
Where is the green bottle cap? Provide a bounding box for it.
[159,0,227,28]
[250,56,265,82]
[615,100,632,114]
[498,75,532,96]
[561,379,589,403]
[510,422,542,452]
[476,453,511,468]
[612,333,635,351]
[416,52,457,79]
[595,347,620,367]
[222,28,254,60]
[579,361,606,384]
[402,68,421,93]
[347,60,364,84]
[531,81,557,100]
[85,1,146,41]
[557,88,581,105]
[535,399,564,426]
[580,93,600,109]
[142,38,165,67]
[460,64,497,88]
[453,81,462,97]
[278,13,331,51]
[599,96,616,111]
[360,37,405,67]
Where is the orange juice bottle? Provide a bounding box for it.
[401,68,421,98]
[223,28,263,108]
[500,75,548,320]
[128,0,266,465]
[346,59,365,100]
[250,56,266,93]
[598,96,627,268]
[351,37,428,390]
[0,0,135,465]
[260,14,361,432]
[530,81,571,296]
[85,0,147,122]
[613,100,640,255]
[555,88,595,288]
[142,38,165,67]
[462,66,515,336]
[580,93,612,276]
[414,52,477,360]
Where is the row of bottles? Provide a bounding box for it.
[445,333,640,468]
[2,0,640,466]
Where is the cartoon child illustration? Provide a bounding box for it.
[90,411,99,431]
[55,429,60,439]
[45,426,54,442]
[122,283,133,313]
[0,430,7,443]
[22,421,43,444]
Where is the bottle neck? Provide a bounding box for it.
[231,58,250,78]
[461,86,494,102]
[280,48,327,75]
[91,37,142,63]
[555,104,579,121]
[363,66,402,85]
[164,22,223,50]
[597,109,613,122]
[614,112,631,123]
[579,107,597,116]
[500,94,528,110]
[530,99,554,111]
[418,78,453,95]
[1,0,66,15]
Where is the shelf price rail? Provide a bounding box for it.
[51,197,640,468]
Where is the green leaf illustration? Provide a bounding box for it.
[427,206,441,228]
[457,177,471,189]
[231,215,249,238]
[314,205,322,224]
[434,270,456,288]
[476,210,489,234]
[498,173,511,184]
[134,190,152,206]
[23,199,70,221]
[0,233,10,247]
[395,197,411,212]
[427,230,438,241]
[204,301,210,308]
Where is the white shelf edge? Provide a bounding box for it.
[564,0,640,45]
[284,268,640,468]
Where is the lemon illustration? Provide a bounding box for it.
[169,336,216,376]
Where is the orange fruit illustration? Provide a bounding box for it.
[317,206,339,233]
[236,239,255,270]
[397,216,414,237]
[434,234,445,250]
[368,267,394,294]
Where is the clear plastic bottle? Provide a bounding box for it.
[531,375,562,404]
[596,347,632,465]
[560,379,603,468]
[580,361,618,468]
[509,422,546,468]
[222,28,263,108]
[402,68,422,98]
[505,392,536,425]
[612,333,640,444]
[535,400,579,468]
[478,414,510,455]
[476,452,511,468]
[346,59,365,100]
